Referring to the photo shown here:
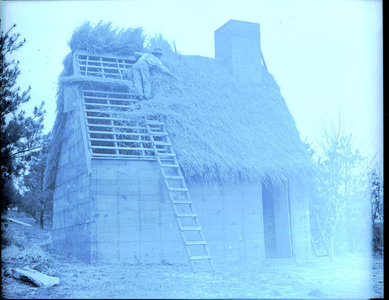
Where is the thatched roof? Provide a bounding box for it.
[44,21,315,189]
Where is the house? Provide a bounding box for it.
[44,20,315,268]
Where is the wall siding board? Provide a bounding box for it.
[119,227,141,243]
[160,210,176,226]
[160,241,186,257]
[140,226,161,242]
[94,211,119,227]
[95,226,119,243]
[96,242,120,263]
[118,242,141,263]
[93,195,119,211]
[119,196,140,211]
[139,197,160,211]
[119,211,140,227]
[160,225,181,242]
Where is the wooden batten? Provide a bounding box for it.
[77,87,92,175]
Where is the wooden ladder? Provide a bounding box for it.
[145,119,215,272]
[309,203,332,260]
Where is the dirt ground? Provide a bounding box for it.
[1,216,384,299]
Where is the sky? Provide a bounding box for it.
[1,0,383,165]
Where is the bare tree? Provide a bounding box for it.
[309,108,370,257]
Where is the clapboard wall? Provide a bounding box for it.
[52,103,92,262]
[88,159,187,264]
[84,160,267,264]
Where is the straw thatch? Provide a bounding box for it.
[122,54,315,185]
[68,21,144,56]
[44,21,315,189]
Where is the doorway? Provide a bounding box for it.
[262,180,292,258]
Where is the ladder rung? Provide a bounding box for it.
[149,132,168,136]
[146,120,165,125]
[172,200,192,204]
[185,241,207,246]
[190,255,212,260]
[176,213,197,218]
[165,175,184,180]
[169,188,188,192]
[161,164,180,168]
[181,226,202,231]
[159,160,176,165]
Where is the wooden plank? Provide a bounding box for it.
[153,141,172,146]
[82,89,134,96]
[148,132,168,136]
[190,255,212,260]
[176,213,197,218]
[91,146,151,151]
[161,164,180,168]
[75,50,136,61]
[11,268,60,287]
[185,241,207,245]
[5,217,33,227]
[79,57,133,65]
[181,226,202,231]
[85,115,136,121]
[90,153,155,159]
[165,175,184,180]
[172,200,193,204]
[79,65,125,71]
[88,129,148,134]
[75,88,92,175]
[169,188,188,192]
[90,138,152,143]
[84,102,137,109]
[88,130,143,135]
[85,108,132,114]
[92,155,155,161]
[87,123,145,130]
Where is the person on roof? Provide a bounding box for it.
[131,47,177,100]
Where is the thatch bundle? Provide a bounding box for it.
[44,21,315,189]
[68,21,144,56]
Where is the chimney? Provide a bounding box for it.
[215,20,262,84]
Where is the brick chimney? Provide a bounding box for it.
[215,19,262,84]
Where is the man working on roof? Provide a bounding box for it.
[132,47,176,100]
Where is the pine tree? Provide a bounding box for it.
[20,140,53,229]
[1,22,48,212]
